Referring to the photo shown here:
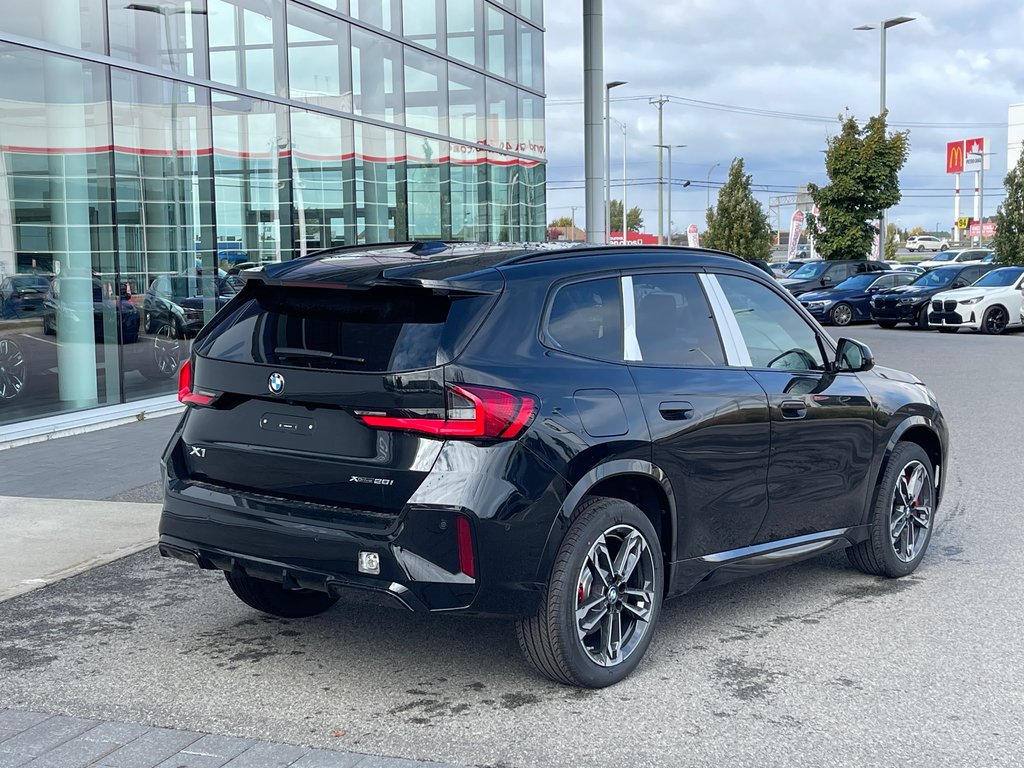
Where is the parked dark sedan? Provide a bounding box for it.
[160,242,948,688]
[42,277,140,344]
[0,274,50,319]
[870,263,996,329]
[778,259,889,297]
[144,272,242,339]
[799,271,918,326]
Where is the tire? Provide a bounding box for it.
[830,302,854,327]
[224,571,339,618]
[140,322,184,381]
[848,442,935,578]
[981,305,1009,335]
[516,496,664,688]
[876,320,898,329]
[916,306,931,330]
[939,244,948,251]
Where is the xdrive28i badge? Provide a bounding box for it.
[268,372,285,395]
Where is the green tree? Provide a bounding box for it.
[993,152,1024,265]
[549,216,574,228]
[885,222,900,261]
[609,200,644,233]
[703,157,772,261]
[806,112,909,260]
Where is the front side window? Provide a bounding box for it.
[628,273,724,366]
[545,277,622,362]
[716,274,825,371]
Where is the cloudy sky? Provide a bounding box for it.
[541,1,1024,237]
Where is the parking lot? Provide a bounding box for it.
[1,325,1022,767]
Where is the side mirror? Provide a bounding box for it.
[835,338,874,373]
[821,275,832,284]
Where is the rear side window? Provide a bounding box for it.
[197,285,493,372]
[629,273,724,366]
[545,277,622,361]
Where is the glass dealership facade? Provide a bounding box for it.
[0,0,545,430]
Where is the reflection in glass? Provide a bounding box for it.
[449,64,484,146]
[290,108,356,254]
[351,0,401,34]
[212,92,293,265]
[355,123,403,243]
[402,0,444,52]
[351,27,404,125]
[287,4,353,110]
[0,44,120,424]
[407,138,445,241]
[485,5,516,81]
[1,0,106,54]
[486,78,518,151]
[405,48,448,136]
[208,0,286,96]
[447,0,480,67]
[109,0,209,78]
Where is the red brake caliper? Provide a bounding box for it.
[578,584,585,604]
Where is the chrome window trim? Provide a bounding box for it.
[621,275,643,362]
[699,273,752,367]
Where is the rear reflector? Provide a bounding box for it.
[455,515,475,579]
[177,360,217,407]
[356,384,536,440]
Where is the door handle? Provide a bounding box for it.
[659,401,694,420]
[780,400,807,420]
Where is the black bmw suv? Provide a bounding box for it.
[160,243,948,687]
[870,263,995,329]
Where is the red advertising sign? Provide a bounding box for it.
[946,141,964,174]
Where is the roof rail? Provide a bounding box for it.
[498,243,752,267]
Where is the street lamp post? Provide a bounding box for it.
[604,80,626,243]
[654,144,685,244]
[706,162,720,211]
[855,16,914,260]
[611,117,627,242]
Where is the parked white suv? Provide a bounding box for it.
[929,265,1024,335]
[906,235,949,252]
[917,248,992,270]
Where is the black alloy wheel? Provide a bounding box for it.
[848,442,935,578]
[516,496,663,688]
[830,302,854,327]
[982,306,1008,335]
[0,337,27,400]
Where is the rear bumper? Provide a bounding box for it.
[159,432,555,617]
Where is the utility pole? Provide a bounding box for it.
[650,96,669,245]
[583,1,605,244]
[570,206,580,240]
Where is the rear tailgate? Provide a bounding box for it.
[176,265,502,525]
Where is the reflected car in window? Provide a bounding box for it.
[0,274,50,319]
[143,271,242,339]
[42,277,140,344]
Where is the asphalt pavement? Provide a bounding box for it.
[1,325,1023,767]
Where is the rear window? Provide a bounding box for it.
[197,284,493,372]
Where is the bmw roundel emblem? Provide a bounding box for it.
[268,372,285,395]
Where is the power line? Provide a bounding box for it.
[545,93,1007,129]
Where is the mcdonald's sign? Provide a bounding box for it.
[946,141,964,174]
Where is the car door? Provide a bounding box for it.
[708,271,876,544]
[623,271,771,560]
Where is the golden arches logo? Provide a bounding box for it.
[946,142,964,174]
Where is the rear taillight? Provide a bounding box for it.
[177,360,217,407]
[355,384,536,439]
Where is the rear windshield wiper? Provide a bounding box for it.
[274,346,365,364]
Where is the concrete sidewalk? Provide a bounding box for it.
[0,414,176,601]
[0,496,159,600]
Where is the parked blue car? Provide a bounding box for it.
[799,271,918,326]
